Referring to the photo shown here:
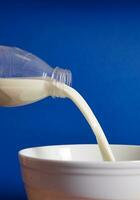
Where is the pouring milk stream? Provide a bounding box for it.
[0,46,115,161]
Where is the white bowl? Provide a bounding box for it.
[19,145,140,200]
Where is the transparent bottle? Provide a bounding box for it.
[0,46,72,106]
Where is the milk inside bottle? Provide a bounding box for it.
[0,46,115,161]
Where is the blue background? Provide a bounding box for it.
[0,1,140,199]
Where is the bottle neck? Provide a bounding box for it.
[46,79,68,98]
[44,66,72,98]
[51,67,72,86]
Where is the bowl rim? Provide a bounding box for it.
[19,144,140,169]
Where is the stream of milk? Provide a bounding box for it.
[0,78,115,161]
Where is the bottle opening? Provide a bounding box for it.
[51,67,72,86]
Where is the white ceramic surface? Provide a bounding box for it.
[19,145,140,200]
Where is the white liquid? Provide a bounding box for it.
[0,78,115,161]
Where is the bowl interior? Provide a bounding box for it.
[19,144,140,162]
